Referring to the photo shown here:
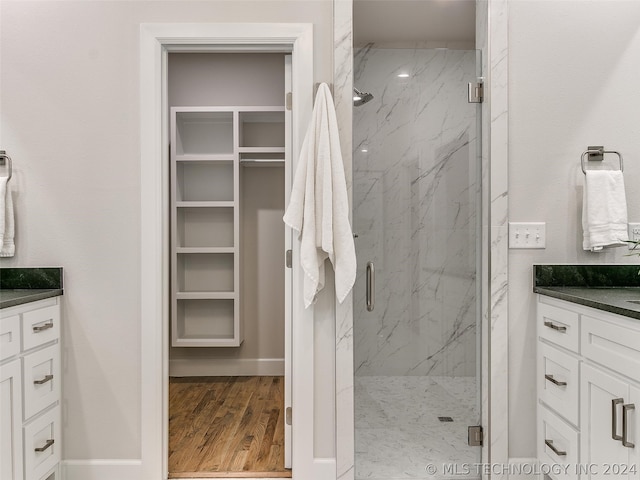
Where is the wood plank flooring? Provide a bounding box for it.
[168,376,291,478]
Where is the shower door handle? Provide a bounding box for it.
[366,261,375,312]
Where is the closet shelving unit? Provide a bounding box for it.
[170,106,285,347]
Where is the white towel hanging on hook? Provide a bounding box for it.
[283,82,357,308]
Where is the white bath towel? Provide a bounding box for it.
[283,83,357,308]
[582,170,629,252]
[0,177,15,257]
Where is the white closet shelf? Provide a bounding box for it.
[171,102,288,348]
[176,247,235,254]
[175,154,235,162]
[174,337,239,347]
[237,147,285,154]
[176,292,236,300]
[240,159,285,167]
[176,201,234,208]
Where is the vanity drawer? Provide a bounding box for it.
[581,314,640,382]
[40,465,59,480]
[24,406,60,480]
[538,300,579,353]
[538,405,579,480]
[538,342,580,426]
[1,314,21,361]
[22,344,60,420]
[22,305,59,352]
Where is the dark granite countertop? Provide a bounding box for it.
[0,289,64,309]
[534,286,640,320]
[534,265,640,320]
[0,267,63,309]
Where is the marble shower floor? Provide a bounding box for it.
[355,376,480,480]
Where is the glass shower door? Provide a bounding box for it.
[353,47,482,480]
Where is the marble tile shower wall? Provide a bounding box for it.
[353,47,478,377]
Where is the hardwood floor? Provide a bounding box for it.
[168,376,291,478]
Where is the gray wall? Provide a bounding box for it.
[0,0,332,461]
[508,0,640,458]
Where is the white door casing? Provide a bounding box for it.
[284,53,293,468]
[140,23,313,480]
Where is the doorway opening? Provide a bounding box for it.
[351,2,482,479]
[166,52,292,478]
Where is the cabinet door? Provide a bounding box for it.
[0,359,23,480]
[581,364,633,480]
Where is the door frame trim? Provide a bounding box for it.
[139,23,313,479]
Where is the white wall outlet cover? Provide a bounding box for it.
[629,223,640,247]
[509,222,546,249]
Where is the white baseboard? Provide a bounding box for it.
[61,459,141,480]
[509,458,540,480]
[169,358,285,376]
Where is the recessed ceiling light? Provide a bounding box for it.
[361,148,368,153]
[397,73,410,78]
[353,95,362,101]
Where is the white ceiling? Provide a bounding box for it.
[354,0,476,47]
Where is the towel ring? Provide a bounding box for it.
[581,147,623,175]
[0,151,12,181]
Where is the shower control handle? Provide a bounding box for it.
[366,262,375,312]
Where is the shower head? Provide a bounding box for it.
[353,87,374,107]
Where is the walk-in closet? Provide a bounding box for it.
[167,52,291,478]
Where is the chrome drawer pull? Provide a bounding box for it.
[33,322,54,333]
[34,374,53,385]
[543,321,566,332]
[612,398,624,441]
[545,374,567,387]
[35,439,54,453]
[545,439,567,456]
[623,403,635,448]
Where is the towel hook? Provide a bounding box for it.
[314,82,334,98]
[0,151,12,181]
[581,146,623,175]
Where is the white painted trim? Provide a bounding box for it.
[141,23,313,480]
[169,358,285,377]
[487,0,510,474]
[332,1,355,479]
[61,460,142,480]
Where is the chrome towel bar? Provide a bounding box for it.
[581,146,623,174]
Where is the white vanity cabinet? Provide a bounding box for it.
[537,295,640,480]
[0,297,62,480]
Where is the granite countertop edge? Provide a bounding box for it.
[0,289,64,309]
[0,267,64,309]
[534,286,640,320]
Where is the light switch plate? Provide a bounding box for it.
[509,222,546,249]
[629,223,640,247]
